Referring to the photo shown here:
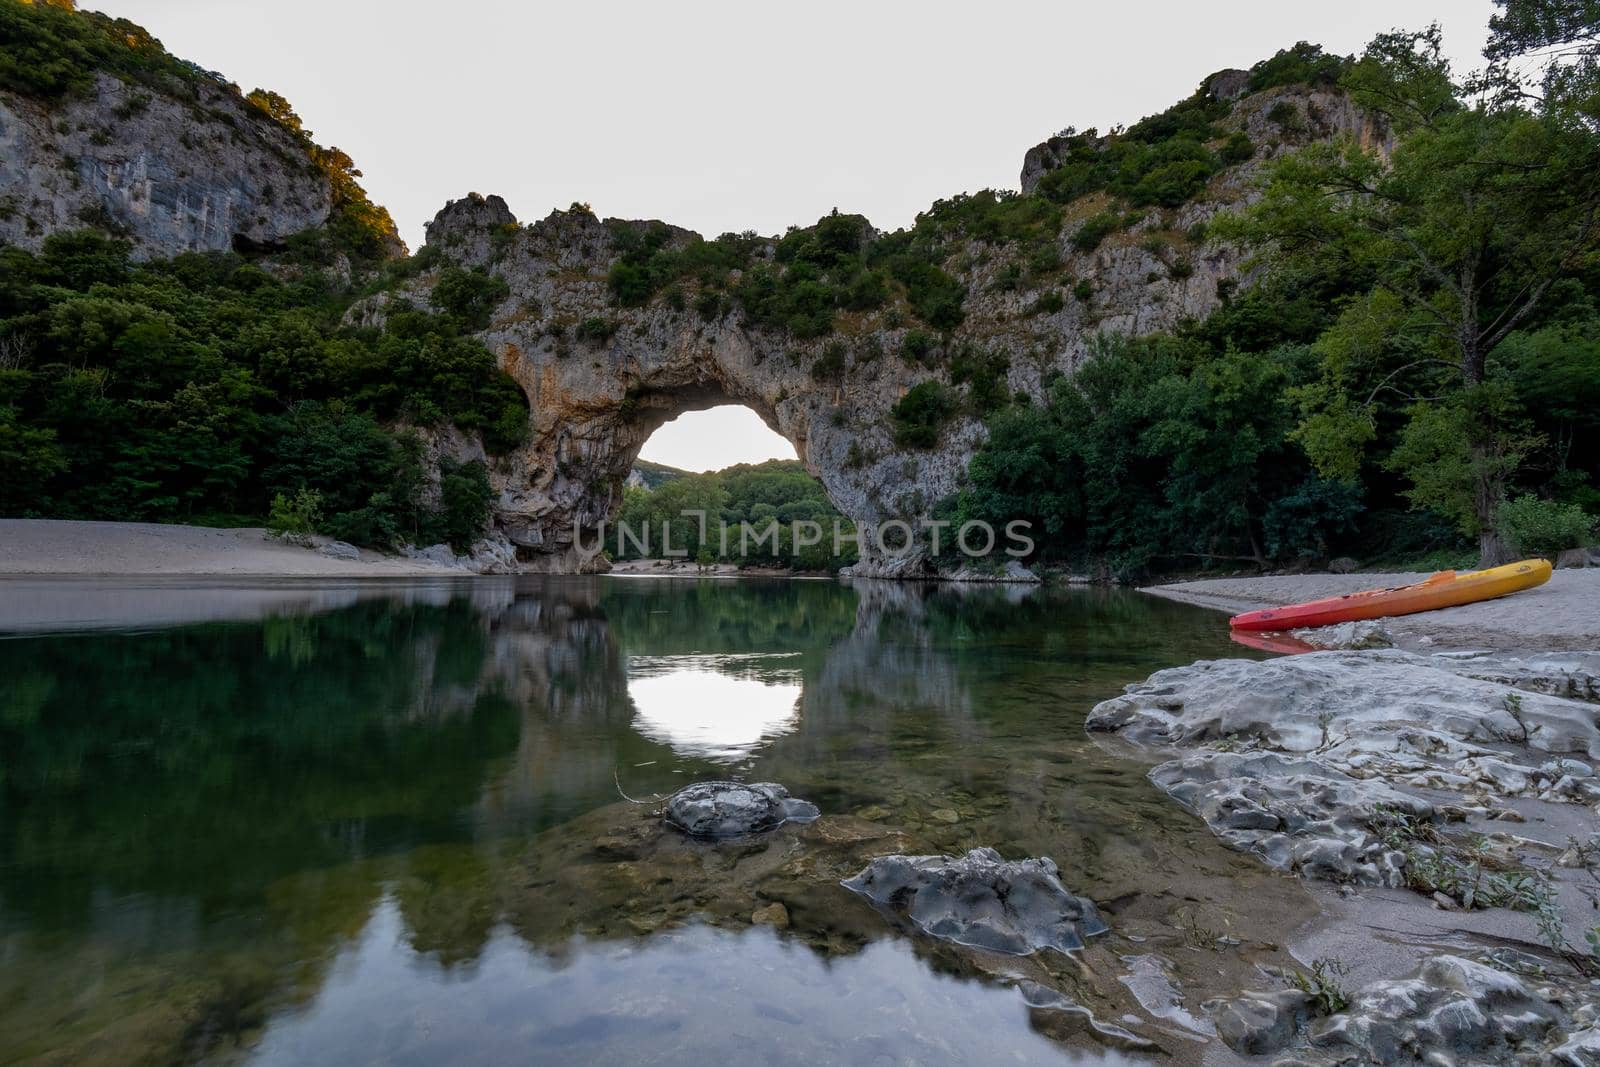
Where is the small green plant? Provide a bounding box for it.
[1029,290,1066,316]
[575,317,617,343]
[1072,212,1123,253]
[1267,99,1306,134]
[901,329,939,363]
[267,487,323,546]
[1290,958,1350,1016]
[1072,278,1094,302]
[811,341,847,382]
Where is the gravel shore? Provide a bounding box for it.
[0,519,449,577]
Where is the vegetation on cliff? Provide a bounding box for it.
[960,6,1600,576]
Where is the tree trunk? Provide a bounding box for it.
[1478,526,1512,569]
[1474,452,1511,568]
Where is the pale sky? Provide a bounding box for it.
[94,0,1497,471]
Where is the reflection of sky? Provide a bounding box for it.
[626,654,802,763]
[242,896,1140,1066]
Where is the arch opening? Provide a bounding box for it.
[636,405,797,474]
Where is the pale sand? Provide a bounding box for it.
[0,519,452,578]
[1143,569,1600,651]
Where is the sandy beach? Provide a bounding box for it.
[0,519,453,578]
[1142,569,1600,651]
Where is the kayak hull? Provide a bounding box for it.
[1228,559,1552,632]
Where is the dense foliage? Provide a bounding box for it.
[0,233,523,548]
[613,459,855,570]
[960,6,1600,576]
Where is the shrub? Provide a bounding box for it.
[1219,131,1255,164]
[267,487,322,545]
[1248,42,1348,92]
[1072,278,1094,302]
[1072,212,1123,253]
[901,329,939,363]
[430,267,509,330]
[1030,290,1066,316]
[1498,495,1595,558]
[575,317,617,343]
[1267,100,1306,134]
[892,381,957,449]
[811,341,847,382]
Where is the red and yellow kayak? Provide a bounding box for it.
[1228,559,1552,632]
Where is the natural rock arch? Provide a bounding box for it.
[416,195,982,574]
[403,80,1387,573]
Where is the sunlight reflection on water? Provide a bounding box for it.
[627,654,803,763]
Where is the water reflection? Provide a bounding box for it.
[243,898,1140,1067]
[628,654,802,763]
[0,575,1286,1066]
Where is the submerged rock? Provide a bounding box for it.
[663,781,819,838]
[1147,752,1425,886]
[841,846,1107,955]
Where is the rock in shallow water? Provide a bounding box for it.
[840,846,1107,955]
[663,781,819,838]
[1147,752,1427,886]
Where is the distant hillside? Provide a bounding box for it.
[627,459,691,489]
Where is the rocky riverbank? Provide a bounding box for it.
[1087,644,1600,1063]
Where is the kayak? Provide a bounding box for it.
[1228,559,1553,632]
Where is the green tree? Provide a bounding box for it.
[1224,26,1600,564]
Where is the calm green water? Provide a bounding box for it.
[0,576,1289,1066]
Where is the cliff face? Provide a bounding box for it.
[397,73,1386,574]
[0,71,335,259]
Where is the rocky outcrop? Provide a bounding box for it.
[1147,752,1425,886]
[396,75,1391,572]
[662,781,820,837]
[841,846,1108,954]
[0,72,334,258]
[1086,650,1600,810]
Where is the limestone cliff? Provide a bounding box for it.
[395,72,1388,574]
[0,73,335,258]
[0,4,399,259]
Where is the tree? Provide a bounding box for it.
[1480,0,1600,126]
[1224,26,1600,564]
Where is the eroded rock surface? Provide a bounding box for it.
[1219,955,1597,1064]
[1087,650,1600,810]
[663,781,819,838]
[1,73,335,259]
[841,846,1107,954]
[1147,752,1424,886]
